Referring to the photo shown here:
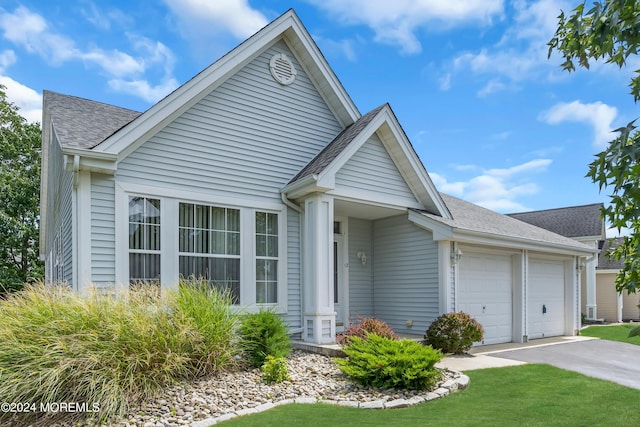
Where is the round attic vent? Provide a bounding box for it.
[269,53,297,85]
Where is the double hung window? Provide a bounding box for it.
[128,197,161,286]
[178,203,241,303]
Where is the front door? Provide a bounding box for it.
[334,235,344,329]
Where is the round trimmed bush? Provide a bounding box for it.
[424,311,483,354]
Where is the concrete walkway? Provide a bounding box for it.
[436,335,596,372]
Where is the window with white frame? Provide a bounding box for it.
[255,211,278,304]
[128,197,161,286]
[178,203,241,304]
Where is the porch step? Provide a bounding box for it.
[292,341,346,357]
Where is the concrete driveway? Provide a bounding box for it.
[489,338,640,390]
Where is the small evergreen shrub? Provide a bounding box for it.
[424,311,484,354]
[261,355,290,384]
[336,316,398,345]
[336,334,443,390]
[238,308,291,368]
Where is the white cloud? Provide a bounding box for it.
[0,76,42,123]
[449,0,571,93]
[306,0,504,54]
[540,100,618,148]
[438,73,451,91]
[0,6,178,103]
[430,158,552,212]
[164,0,268,41]
[477,79,507,97]
[108,77,179,103]
[0,49,16,73]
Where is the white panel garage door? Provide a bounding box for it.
[458,252,512,345]
[528,259,565,339]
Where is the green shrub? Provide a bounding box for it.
[238,308,291,368]
[0,281,239,425]
[424,311,484,354]
[336,334,443,390]
[261,355,290,384]
[336,316,398,345]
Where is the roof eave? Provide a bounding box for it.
[409,211,596,256]
[62,147,118,174]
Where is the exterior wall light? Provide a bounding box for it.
[356,250,367,267]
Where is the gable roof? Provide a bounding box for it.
[89,9,360,160]
[598,237,625,270]
[409,193,595,255]
[507,203,605,240]
[43,90,141,149]
[289,104,386,184]
[282,103,451,218]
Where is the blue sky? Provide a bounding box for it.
[0,1,635,235]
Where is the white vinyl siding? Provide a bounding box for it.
[335,135,418,205]
[285,208,301,329]
[45,132,74,287]
[348,218,374,318]
[373,215,439,334]
[117,40,342,204]
[91,175,116,286]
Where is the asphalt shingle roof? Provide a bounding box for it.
[288,104,386,184]
[598,237,625,270]
[419,193,592,250]
[507,203,604,239]
[44,90,141,149]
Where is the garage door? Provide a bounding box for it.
[458,252,513,345]
[528,259,565,339]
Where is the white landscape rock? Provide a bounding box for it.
[44,351,469,427]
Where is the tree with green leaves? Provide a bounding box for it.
[0,85,43,292]
[548,1,640,299]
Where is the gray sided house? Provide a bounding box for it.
[40,10,595,345]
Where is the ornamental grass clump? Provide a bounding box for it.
[0,280,239,425]
[424,311,484,355]
[336,316,398,345]
[238,308,291,368]
[174,278,239,375]
[336,334,443,390]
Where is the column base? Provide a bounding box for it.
[303,314,336,344]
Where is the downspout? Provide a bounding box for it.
[281,193,303,214]
[281,193,305,335]
[72,155,80,292]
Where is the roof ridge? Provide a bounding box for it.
[44,90,142,114]
[507,202,603,216]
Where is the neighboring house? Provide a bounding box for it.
[596,238,640,322]
[40,10,595,345]
[508,204,604,321]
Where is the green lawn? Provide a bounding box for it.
[581,324,640,345]
[220,364,639,426]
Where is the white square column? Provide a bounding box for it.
[302,193,336,344]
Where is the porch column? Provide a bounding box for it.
[585,244,598,320]
[302,193,336,343]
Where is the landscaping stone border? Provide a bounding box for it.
[188,372,470,427]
